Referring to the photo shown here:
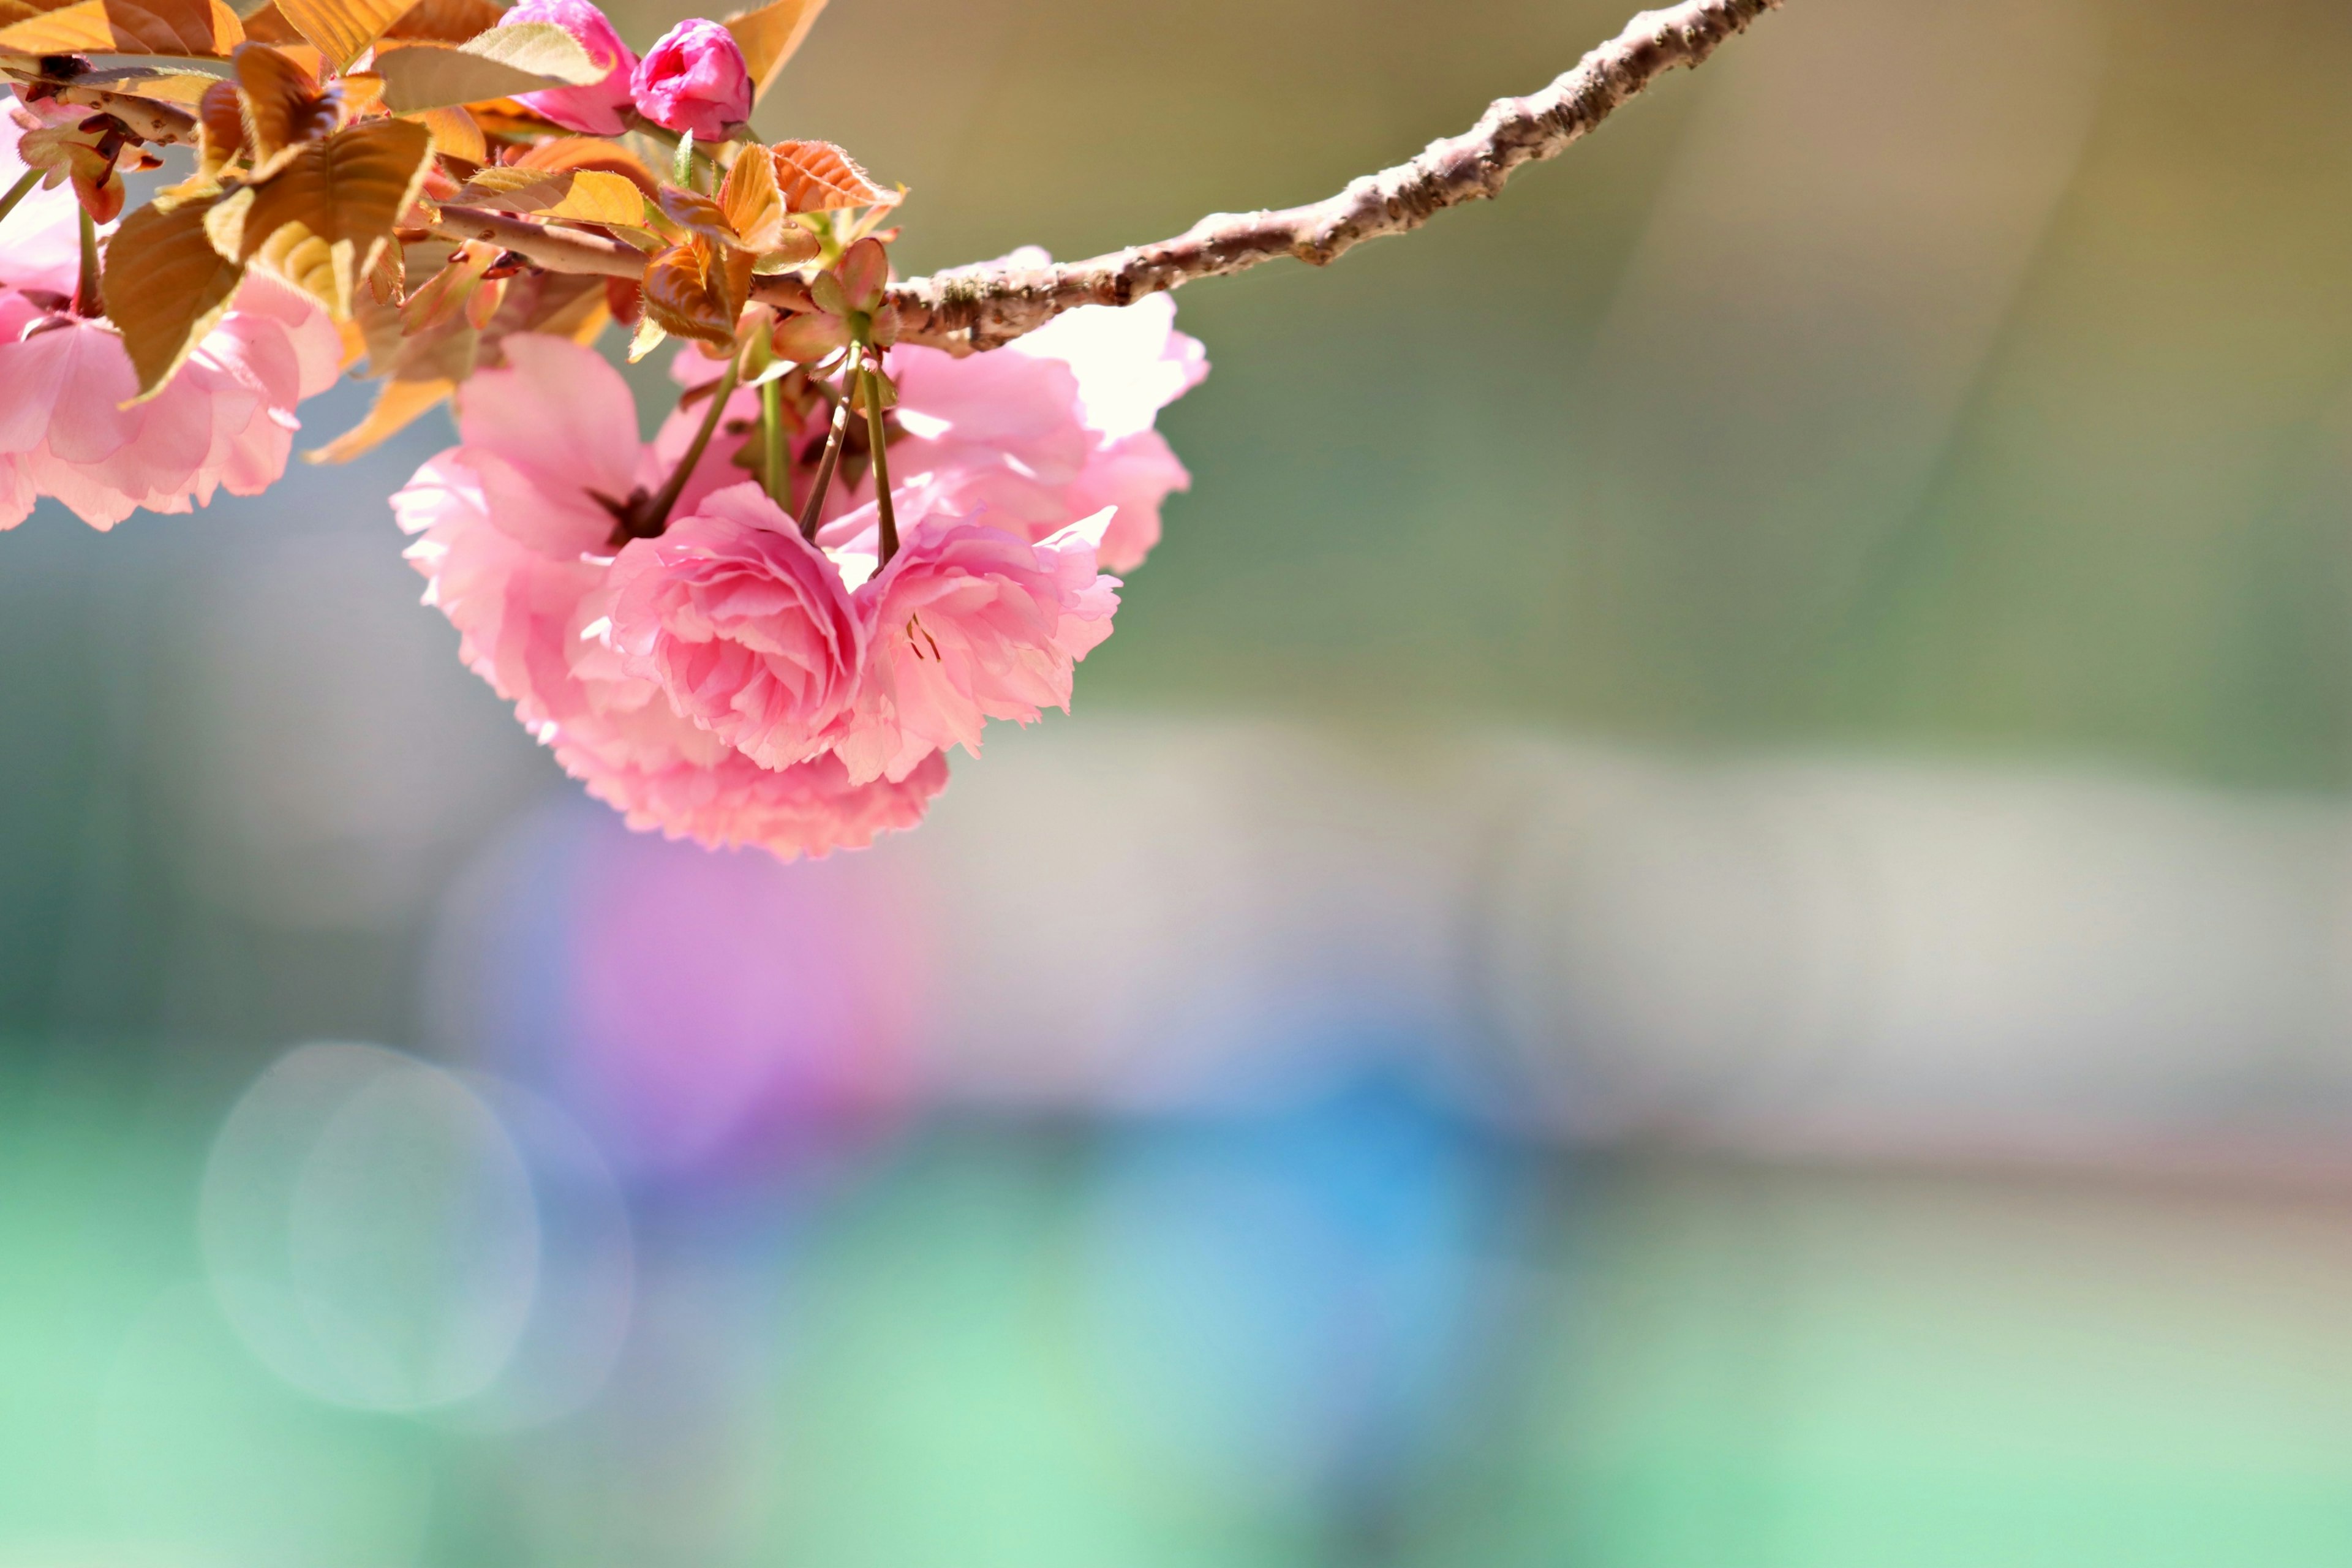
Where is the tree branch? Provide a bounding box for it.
[431,0,1782,352]
[433,206,649,273]
[885,0,1781,350]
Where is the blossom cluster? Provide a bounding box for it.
[0,0,1206,861]
[393,295,1203,859]
[0,117,339,530]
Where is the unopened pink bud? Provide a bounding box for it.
[630,18,753,142]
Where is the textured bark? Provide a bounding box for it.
[889,0,1781,350]
[432,0,1782,351]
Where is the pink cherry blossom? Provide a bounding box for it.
[451,331,659,558]
[1063,428,1192,573]
[3,109,339,530]
[830,497,1121,786]
[882,344,1091,535]
[394,334,951,859]
[630,19,753,142]
[499,0,639,135]
[605,481,865,770]
[0,271,341,531]
[824,293,1205,571]
[569,730,949,858]
[1011,293,1210,441]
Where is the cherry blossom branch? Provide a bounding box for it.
[887,0,1782,350]
[434,0,1781,352]
[433,205,649,271]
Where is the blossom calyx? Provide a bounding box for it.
[771,238,899,363]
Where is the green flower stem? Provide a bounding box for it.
[796,364,852,541]
[861,348,899,567]
[641,358,739,537]
[75,206,100,318]
[759,377,786,508]
[0,168,41,232]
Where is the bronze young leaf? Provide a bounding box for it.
[654,184,739,251]
[373,22,606,115]
[196,76,244,170]
[102,0,239,55]
[234,0,303,41]
[104,194,247,394]
[219,115,433,316]
[0,0,113,53]
[377,0,500,43]
[270,0,415,70]
[511,134,658,197]
[720,0,825,101]
[453,166,645,225]
[413,102,486,162]
[718,144,783,252]
[641,237,741,346]
[233,41,335,165]
[767,140,889,214]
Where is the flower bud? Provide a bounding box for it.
[500,0,638,135]
[630,18,753,143]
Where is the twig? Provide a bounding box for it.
[432,0,1781,353]
[885,0,1781,350]
[432,206,649,273]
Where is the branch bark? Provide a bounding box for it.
[886,0,1781,350]
[432,0,1781,352]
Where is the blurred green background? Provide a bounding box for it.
[9,0,2352,1563]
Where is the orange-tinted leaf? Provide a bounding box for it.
[465,99,562,138]
[233,42,334,164]
[445,164,549,201]
[641,239,734,347]
[366,228,402,301]
[722,0,824,100]
[413,102,483,162]
[104,193,246,394]
[229,115,432,315]
[336,68,383,110]
[197,75,244,168]
[472,166,643,224]
[463,272,504,328]
[718,143,783,252]
[272,0,410,69]
[374,23,603,114]
[379,0,497,42]
[767,140,889,214]
[401,236,493,332]
[238,0,300,39]
[0,0,111,50]
[307,374,453,462]
[514,135,657,198]
[104,0,238,53]
[654,184,737,250]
